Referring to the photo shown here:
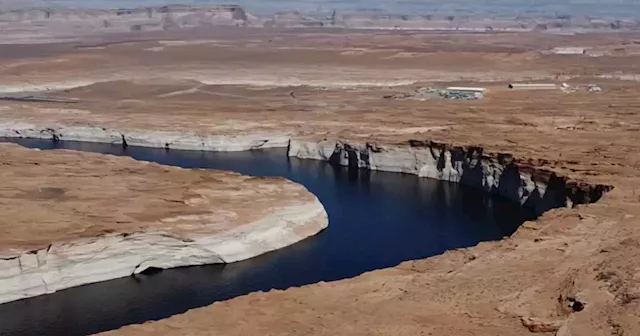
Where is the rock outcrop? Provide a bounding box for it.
[0,123,289,151]
[0,122,611,215]
[289,139,612,214]
[1,4,639,33]
[0,5,252,29]
[0,144,328,304]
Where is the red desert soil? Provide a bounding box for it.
[0,143,320,253]
[0,28,639,335]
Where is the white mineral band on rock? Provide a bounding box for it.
[0,198,327,304]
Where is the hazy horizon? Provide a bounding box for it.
[2,0,639,18]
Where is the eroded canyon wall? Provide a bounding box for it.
[289,139,611,215]
[0,122,610,214]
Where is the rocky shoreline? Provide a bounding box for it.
[0,122,290,151]
[0,143,328,304]
[290,139,612,214]
[0,199,326,305]
[0,122,612,215]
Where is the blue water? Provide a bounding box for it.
[0,138,535,336]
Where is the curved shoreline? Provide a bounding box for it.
[0,143,328,305]
[0,122,611,305]
[0,122,612,212]
[0,199,327,305]
[0,122,616,334]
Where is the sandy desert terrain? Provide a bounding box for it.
[0,141,327,304]
[1,4,640,336]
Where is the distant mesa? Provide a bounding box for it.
[0,4,639,33]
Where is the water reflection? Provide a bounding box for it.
[0,138,535,336]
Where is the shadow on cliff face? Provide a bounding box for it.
[0,137,540,336]
[459,147,484,189]
[334,141,613,217]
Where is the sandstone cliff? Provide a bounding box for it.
[290,139,611,215]
[0,143,328,304]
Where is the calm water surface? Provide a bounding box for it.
[0,138,535,336]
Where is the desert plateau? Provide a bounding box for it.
[0,1,639,336]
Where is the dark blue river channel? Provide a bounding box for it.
[0,138,536,336]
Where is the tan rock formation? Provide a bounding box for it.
[0,144,328,304]
[104,187,640,336]
[0,26,639,336]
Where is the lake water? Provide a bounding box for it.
[0,138,535,336]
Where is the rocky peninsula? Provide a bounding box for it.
[0,143,327,304]
[0,12,639,336]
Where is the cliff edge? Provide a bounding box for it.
[0,143,328,304]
